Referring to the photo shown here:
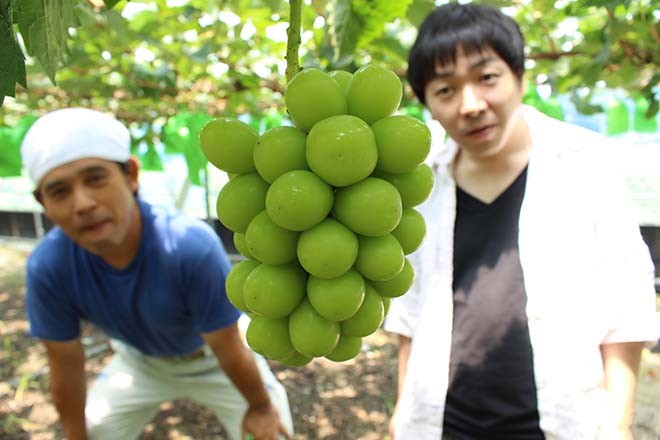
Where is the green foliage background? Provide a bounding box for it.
[0,0,658,178]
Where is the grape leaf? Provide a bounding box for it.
[162,112,213,186]
[326,0,361,62]
[406,0,434,27]
[0,0,27,106]
[258,0,281,13]
[352,0,414,48]
[102,0,122,9]
[14,0,78,84]
[581,0,629,9]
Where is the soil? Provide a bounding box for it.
[1,239,658,439]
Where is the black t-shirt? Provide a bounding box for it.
[443,165,545,439]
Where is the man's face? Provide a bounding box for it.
[38,158,139,255]
[423,46,526,159]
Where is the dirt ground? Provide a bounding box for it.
[1,239,659,440]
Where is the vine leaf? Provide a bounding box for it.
[103,0,122,8]
[326,0,360,62]
[15,0,78,85]
[0,0,27,106]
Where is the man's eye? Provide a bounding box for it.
[481,73,498,83]
[46,188,68,199]
[435,86,452,97]
[87,174,107,185]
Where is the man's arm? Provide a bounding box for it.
[396,335,412,400]
[203,323,291,440]
[599,341,644,439]
[389,334,412,438]
[44,338,87,440]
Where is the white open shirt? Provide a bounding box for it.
[385,106,660,439]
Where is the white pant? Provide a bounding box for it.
[85,340,293,440]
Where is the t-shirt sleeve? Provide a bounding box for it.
[25,255,81,341]
[183,231,241,334]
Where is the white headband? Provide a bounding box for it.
[21,108,131,186]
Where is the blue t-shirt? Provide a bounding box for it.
[25,200,241,356]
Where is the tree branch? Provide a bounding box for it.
[619,39,654,64]
[527,50,584,61]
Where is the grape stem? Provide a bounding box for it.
[286,0,302,83]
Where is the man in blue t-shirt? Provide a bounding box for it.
[20,108,293,440]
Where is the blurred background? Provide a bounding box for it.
[1,0,658,266]
[1,0,659,438]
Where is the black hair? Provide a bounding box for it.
[117,160,132,175]
[407,2,525,104]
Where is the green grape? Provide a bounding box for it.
[216,173,269,233]
[233,232,253,259]
[285,68,347,132]
[372,115,431,174]
[246,316,295,361]
[280,350,313,367]
[355,234,405,282]
[253,126,308,183]
[391,208,426,255]
[325,335,362,362]
[306,114,378,187]
[297,218,359,279]
[371,258,415,298]
[328,70,353,96]
[245,210,300,265]
[380,164,434,208]
[225,259,260,312]
[341,284,384,338]
[200,117,258,173]
[266,170,334,231]
[346,65,402,124]
[307,268,366,321]
[332,177,402,237]
[243,262,307,319]
[289,298,340,357]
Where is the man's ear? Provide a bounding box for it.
[32,188,44,206]
[126,156,140,192]
[521,77,529,95]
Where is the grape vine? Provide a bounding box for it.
[285,0,303,83]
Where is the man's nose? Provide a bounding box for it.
[459,85,487,116]
[72,187,97,214]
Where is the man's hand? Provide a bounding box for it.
[388,402,398,439]
[44,338,88,440]
[599,341,643,440]
[389,334,411,439]
[203,324,291,440]
[242,402,292,440]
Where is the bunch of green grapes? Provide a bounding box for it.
[200,65,433,366]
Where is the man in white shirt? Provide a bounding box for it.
[385,3,659,439]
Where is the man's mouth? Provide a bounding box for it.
[466,124,493,136]
[79,219,110,232]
